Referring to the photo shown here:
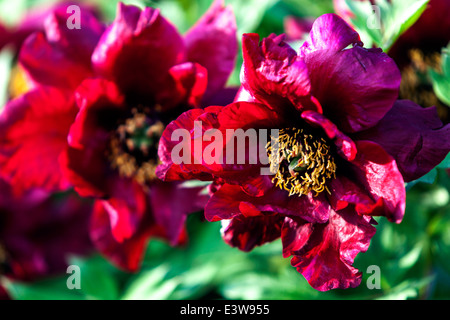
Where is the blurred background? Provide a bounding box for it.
[0,0,449,300]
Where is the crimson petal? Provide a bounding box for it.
[241,33,315,114]
[355,100,450,182]
[90,200,153,272]
[349,140,406,223]
[19,6,104,89]
[149,181,209,245]
[184,0,237,100]
[0,87,77,194]
[285,207,376,291]
[221,214,284,252]
[304,46,401,133]
[92,3,185,99]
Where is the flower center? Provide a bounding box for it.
[109,106,164,185]
[266,128,336,197]
[400,48,448,121]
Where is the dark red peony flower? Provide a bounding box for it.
[0,6,105,195]
[0,177,92,296]
[1,2,101,53]
[0,1,237,272]
[157,14,450,291]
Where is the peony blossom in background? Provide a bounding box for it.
[0,178,92,299]
[157,14,450,291]
[0,0,237,272]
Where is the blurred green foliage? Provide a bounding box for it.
[1,0,449,300]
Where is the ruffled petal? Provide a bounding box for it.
[348,140,406,223]
[100,178,148,243]
[184,0,237,100]
[285,207,376,291]
[157,102,280,188]
[19,6,104,89]
[221,214,284,252]
[241,33,315,114]
[62,79,126,198]
[281,216,313,258]
[156,107,220,182]
[90,200,154,272]
[327,175,382,216]
[148,181,209,245]
[157,62,208,109]
[205,183,330,223]
[355,100,450,182]
[92,3,185,99]
[299,13,362,56]
[0,87,77,194]
[304,46,401,133]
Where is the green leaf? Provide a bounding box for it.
[121,264,179,300]
[344,0,429,52]
[377,276,434,300]
[429,43,450,106]
[2,276,85,300]
[69,255,120,300]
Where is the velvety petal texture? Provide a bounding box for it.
[221,214,284,252]
[92,3,185,99]
[283,208,376,291]
[19,6,105,89]
[0,87,77,194]
[355,100,450,182]
[303,46,401,133]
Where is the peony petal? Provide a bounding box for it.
[281,216,313,258]
[149,181,209,245]
[349,140,406,223]
[0,87,77,194]
[286,206,376,291]
[157,102,279,188]
[355,100,450,182]
[92,3,185,99]
[90,200,154,272]
[241,33,315,114]
[157,62,208,110]
[99,178,147,243]
[156,107,220,182]
[221,214,284,252]
[62,79,126,198]
[184,0,237,100]
[204,183,330,223]
[19,6,104,89]
[301,110,357,161]
[299,13,362,56]
[304,46,401,133]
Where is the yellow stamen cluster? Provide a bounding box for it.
[8,65,29,99]
[266,128,336,197]
[108,108,164,186]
